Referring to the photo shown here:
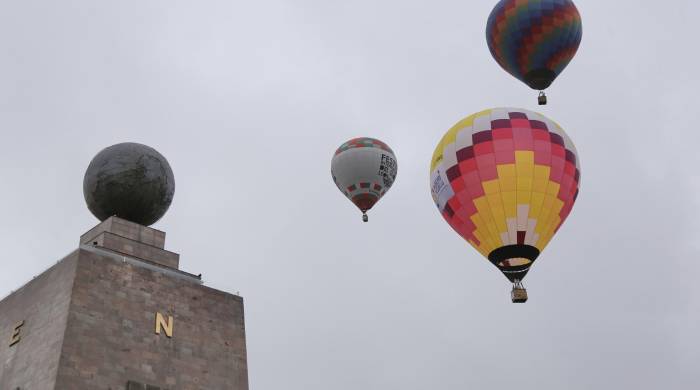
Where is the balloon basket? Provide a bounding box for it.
[362,213,368,222]
[538,91,547,105]
[511,282,528,303]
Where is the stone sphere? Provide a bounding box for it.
[83,142,175,226]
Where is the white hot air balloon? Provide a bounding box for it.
[331,137,398,222]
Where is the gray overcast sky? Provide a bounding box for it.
[1,0,699,388]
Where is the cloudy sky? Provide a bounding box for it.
[1,0,699,388]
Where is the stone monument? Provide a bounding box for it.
[0,143,249,389]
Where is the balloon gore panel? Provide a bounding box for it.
[335,137,395,156]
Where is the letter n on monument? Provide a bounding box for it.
[154,313,173,338]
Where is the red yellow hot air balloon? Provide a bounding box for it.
[430,108,580,302]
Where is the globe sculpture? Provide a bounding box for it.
[83,142,175,226]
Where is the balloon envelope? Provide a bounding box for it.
[486,0,582,91]
[430,108,580,281]
[332,137,397,220]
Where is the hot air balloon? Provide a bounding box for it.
[430,108,580,302]
[486,0,583,105]
[332,137,398,222]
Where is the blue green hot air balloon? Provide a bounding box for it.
[486,0,583,104]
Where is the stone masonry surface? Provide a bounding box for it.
[80,217,179,269]
[81,217,166,249]
[1,218,248,390]
[90,232,180,269]
[0,252,79,389]
[54,249,249,389]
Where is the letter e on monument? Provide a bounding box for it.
[9,320,24,347]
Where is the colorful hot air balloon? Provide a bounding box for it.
[430,108,580,302]
[486,0,583,105]
[332,137,398,222]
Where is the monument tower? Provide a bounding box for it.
[0,143,249,389]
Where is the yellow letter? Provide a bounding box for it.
[155,312,173,338]
[9,320,24,347]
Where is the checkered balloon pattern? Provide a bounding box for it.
[430,108,580,281]
[332,137,397,215]
[486,0,582,90]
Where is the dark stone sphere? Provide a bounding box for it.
[83,142,175,226]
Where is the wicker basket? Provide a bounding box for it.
[511,287,528,303]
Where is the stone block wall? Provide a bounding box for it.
[0,253,78,389]
[81,217,166,249]
[90,232,180,269]
[0,219,248,390]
